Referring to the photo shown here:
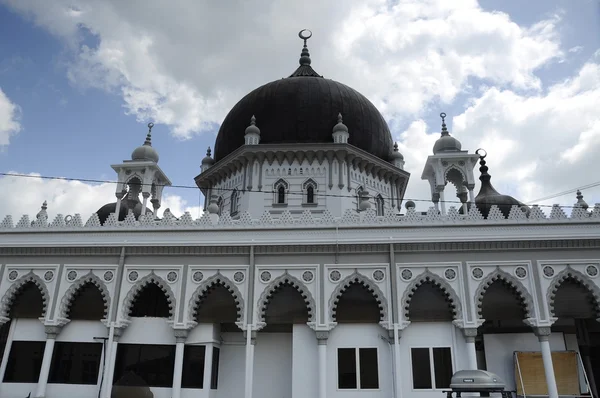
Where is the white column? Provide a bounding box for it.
[393,325,403,398]
[204,342,214,391]
[536,328,559,398]
[0,319,15,395]
[35,326,61,398]
[316,332,328,398]
[99,323,115,398]
[172,330,188,398]
[439,190,447,215]
[142,192,150,215]
[244,330,256,398]
[102,327,124,398]
[432,192,440,213]
[468,189,475,204]
[114,192,124,218]
[462,328,478,370]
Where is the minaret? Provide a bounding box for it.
[111,122,172,218]
[390,142,405,170]
[421,113,479,214]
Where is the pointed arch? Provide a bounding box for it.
[188,273,244,324]
[547,267,600,318]
[230,189,239,216]
[401,270,462,321]
[302,178,318,205]
[58,272,110,320]
[474,268,535,320]
[356,186,364,211]
[257,273,316,324]
[329,272,388,324]
[375,194,384,216]
[0,271,50,319]
[121,272,175,320]
[273,179,289,204]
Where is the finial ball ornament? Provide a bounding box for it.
[476,148,487,159]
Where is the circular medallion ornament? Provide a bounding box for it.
[192,271,204,283]
[472,267,484,280]
[401,269,413,281]
[542,266,555,278]
[166,271,178,283]
[233,271,245,283]
[302,270,314,283]
[7,270,18,281]
[43,270,54,282]
[67,270,78,282]
[586,264,599,278]
[444,268,457,281]
[514,266,528,279]
[260,271,272,283]
[329,270,342,282]
[372,270,385,282]
[103,270,114,283]
[128,271,139,283]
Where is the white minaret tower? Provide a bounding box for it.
[111,122,172,218]
[421,113,479,214]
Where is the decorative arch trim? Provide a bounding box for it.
[547,266,600,318]
[302,178,318,190]
[401,270,462,321]
[188,273,244,324]
[0,271,50,319]
[474,268,535,320]
[256,272,316,324]
[58,272,111,320]
[329,272,388,323]
[273,178,289,190]
[121,272,176,320]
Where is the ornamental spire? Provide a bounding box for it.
[144,122,154,146]
[289,29,322,78]
[440,113,449,137]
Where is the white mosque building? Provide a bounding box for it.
[0,31,599,398]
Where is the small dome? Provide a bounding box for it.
[391,142,404,160]
[433,112,461,154]
[132,123,159,163]
[245,115,261,136]
[202,147,215,165]
[332,113,348,134]
[131,145,159,163]
[96,198,153,225]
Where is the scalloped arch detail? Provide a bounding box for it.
[0,271,50,319]
[474,268,535,319]
[58,272,110,320]
[188,273,244,323]
[547,266,600,318]
[329,272,388,323]
[401,270,462,321]
[121,272,176,320]
[257,273,316,324]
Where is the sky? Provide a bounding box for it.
[0,0,599,220]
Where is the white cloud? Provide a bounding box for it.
[0,88,22,146]
[0,0,562,138]
[0,173,202,222]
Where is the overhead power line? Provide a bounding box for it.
[0,172,593,210]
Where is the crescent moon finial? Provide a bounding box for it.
[476,148,487,159]
[298,29,312,44]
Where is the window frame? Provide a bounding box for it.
[375,194,384,216]
[302,179,318,206]
[230,189,239,217]
[336,347,380,391]
[409,346,454,391]
[356,186,364,211]
[273,179,289,206]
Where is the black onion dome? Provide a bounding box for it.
[474,155,528,218]
[95,198,153,225]
[213,38,393,162]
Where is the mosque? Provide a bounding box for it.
[0,30,599,398]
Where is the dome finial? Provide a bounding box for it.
[206,146,212,157]
[575,189,589,210]
[440,112,448,136]
[394,142,399,152]
[298,29,312,66]
[145,122,154,146]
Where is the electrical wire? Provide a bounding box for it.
[526,181,600,204]
[0,172,592,209]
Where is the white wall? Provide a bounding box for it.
[253,333,292,398]
[328,324,393,398]
[483,332,566,391]
[11,318,45,341]
[399,322,459,398]
[292,324,318,398]
[216,333,245,398]
[120,317,176,344]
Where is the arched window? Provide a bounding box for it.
[230,189,239,216]
[217,196,224,216]
[356,186,364,211]
[273,179,289,205]
[376,194,384,216]
[302,179,318,205]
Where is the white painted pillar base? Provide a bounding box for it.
[462,328,479,370]
[536,328,559,398]
[172,329,188,398]
[99,324,115,398]
[204,342,214,391]
[35,326,61,398]
[439,191,447,215]
[316,331,328,398]
[244,330,256,398]
[0,319,16,392]
[102,327,124,398]
[468,189,475,204]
